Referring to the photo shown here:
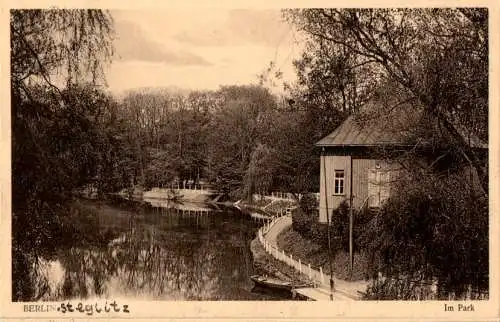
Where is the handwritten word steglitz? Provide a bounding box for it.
[58,301,130,315]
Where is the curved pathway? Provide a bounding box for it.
[260,215,369,301]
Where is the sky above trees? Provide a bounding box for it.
[107,9,302,94]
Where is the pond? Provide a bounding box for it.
[29,197,291,301]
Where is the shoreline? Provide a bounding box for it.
[249,234,314,286]
[244,195,368,300]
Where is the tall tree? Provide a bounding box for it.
[11,9,114,301]
[207,85,278,197]
[284,8,488,195]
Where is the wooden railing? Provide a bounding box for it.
[257,211,327,288]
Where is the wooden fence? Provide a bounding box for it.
[257,211,327,288]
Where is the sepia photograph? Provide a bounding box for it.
[3,2,498,319]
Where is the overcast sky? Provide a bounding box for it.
[106,9,302,94]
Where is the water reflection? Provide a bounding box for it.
[33,199,285,301]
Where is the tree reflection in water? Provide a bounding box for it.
[32,200,273,301]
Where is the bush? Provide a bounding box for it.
[308,221,329,247]
[291,206,313,236]
[293,197,374,253]
[292,193,325,242]
[360,171,489,299]
[328,200,374,253]
[299,193,317,214]
[363,274,437,300]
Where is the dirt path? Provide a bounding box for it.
[265,216,291,246]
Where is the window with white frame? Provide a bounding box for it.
[334,170,345,195]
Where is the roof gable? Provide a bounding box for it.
[315,115,414,147]
[315,100,487,149]
[316,99,420,147]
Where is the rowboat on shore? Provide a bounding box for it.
[250,275,312,291]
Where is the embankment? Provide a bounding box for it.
[143,188,215,203]
[250,236,314,286]
[276,225,371,281]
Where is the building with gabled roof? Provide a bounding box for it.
[316,100,487,224]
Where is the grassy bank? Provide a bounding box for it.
[250,236,313,285]
[276,225,370,281]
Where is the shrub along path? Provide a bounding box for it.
[277,226,371,281]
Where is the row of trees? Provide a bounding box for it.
[97,85,323,199]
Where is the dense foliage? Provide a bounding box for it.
[360,170,488,299]
[283,8,488,300]
[103,85,323,197]
[293,197,371,252]
[284,8,488,195]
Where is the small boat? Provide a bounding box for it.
[250,275,312,291]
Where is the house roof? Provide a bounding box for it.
[315,115,413,147]
[316,98,419,147]
[315,101,487,149]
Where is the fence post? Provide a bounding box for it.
[320,267,325,284]
[308,264,312,279]
[298,259,302,274]
[290,254,293,267]
[282,250,285,262]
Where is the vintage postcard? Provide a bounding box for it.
[1,0,499,321]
